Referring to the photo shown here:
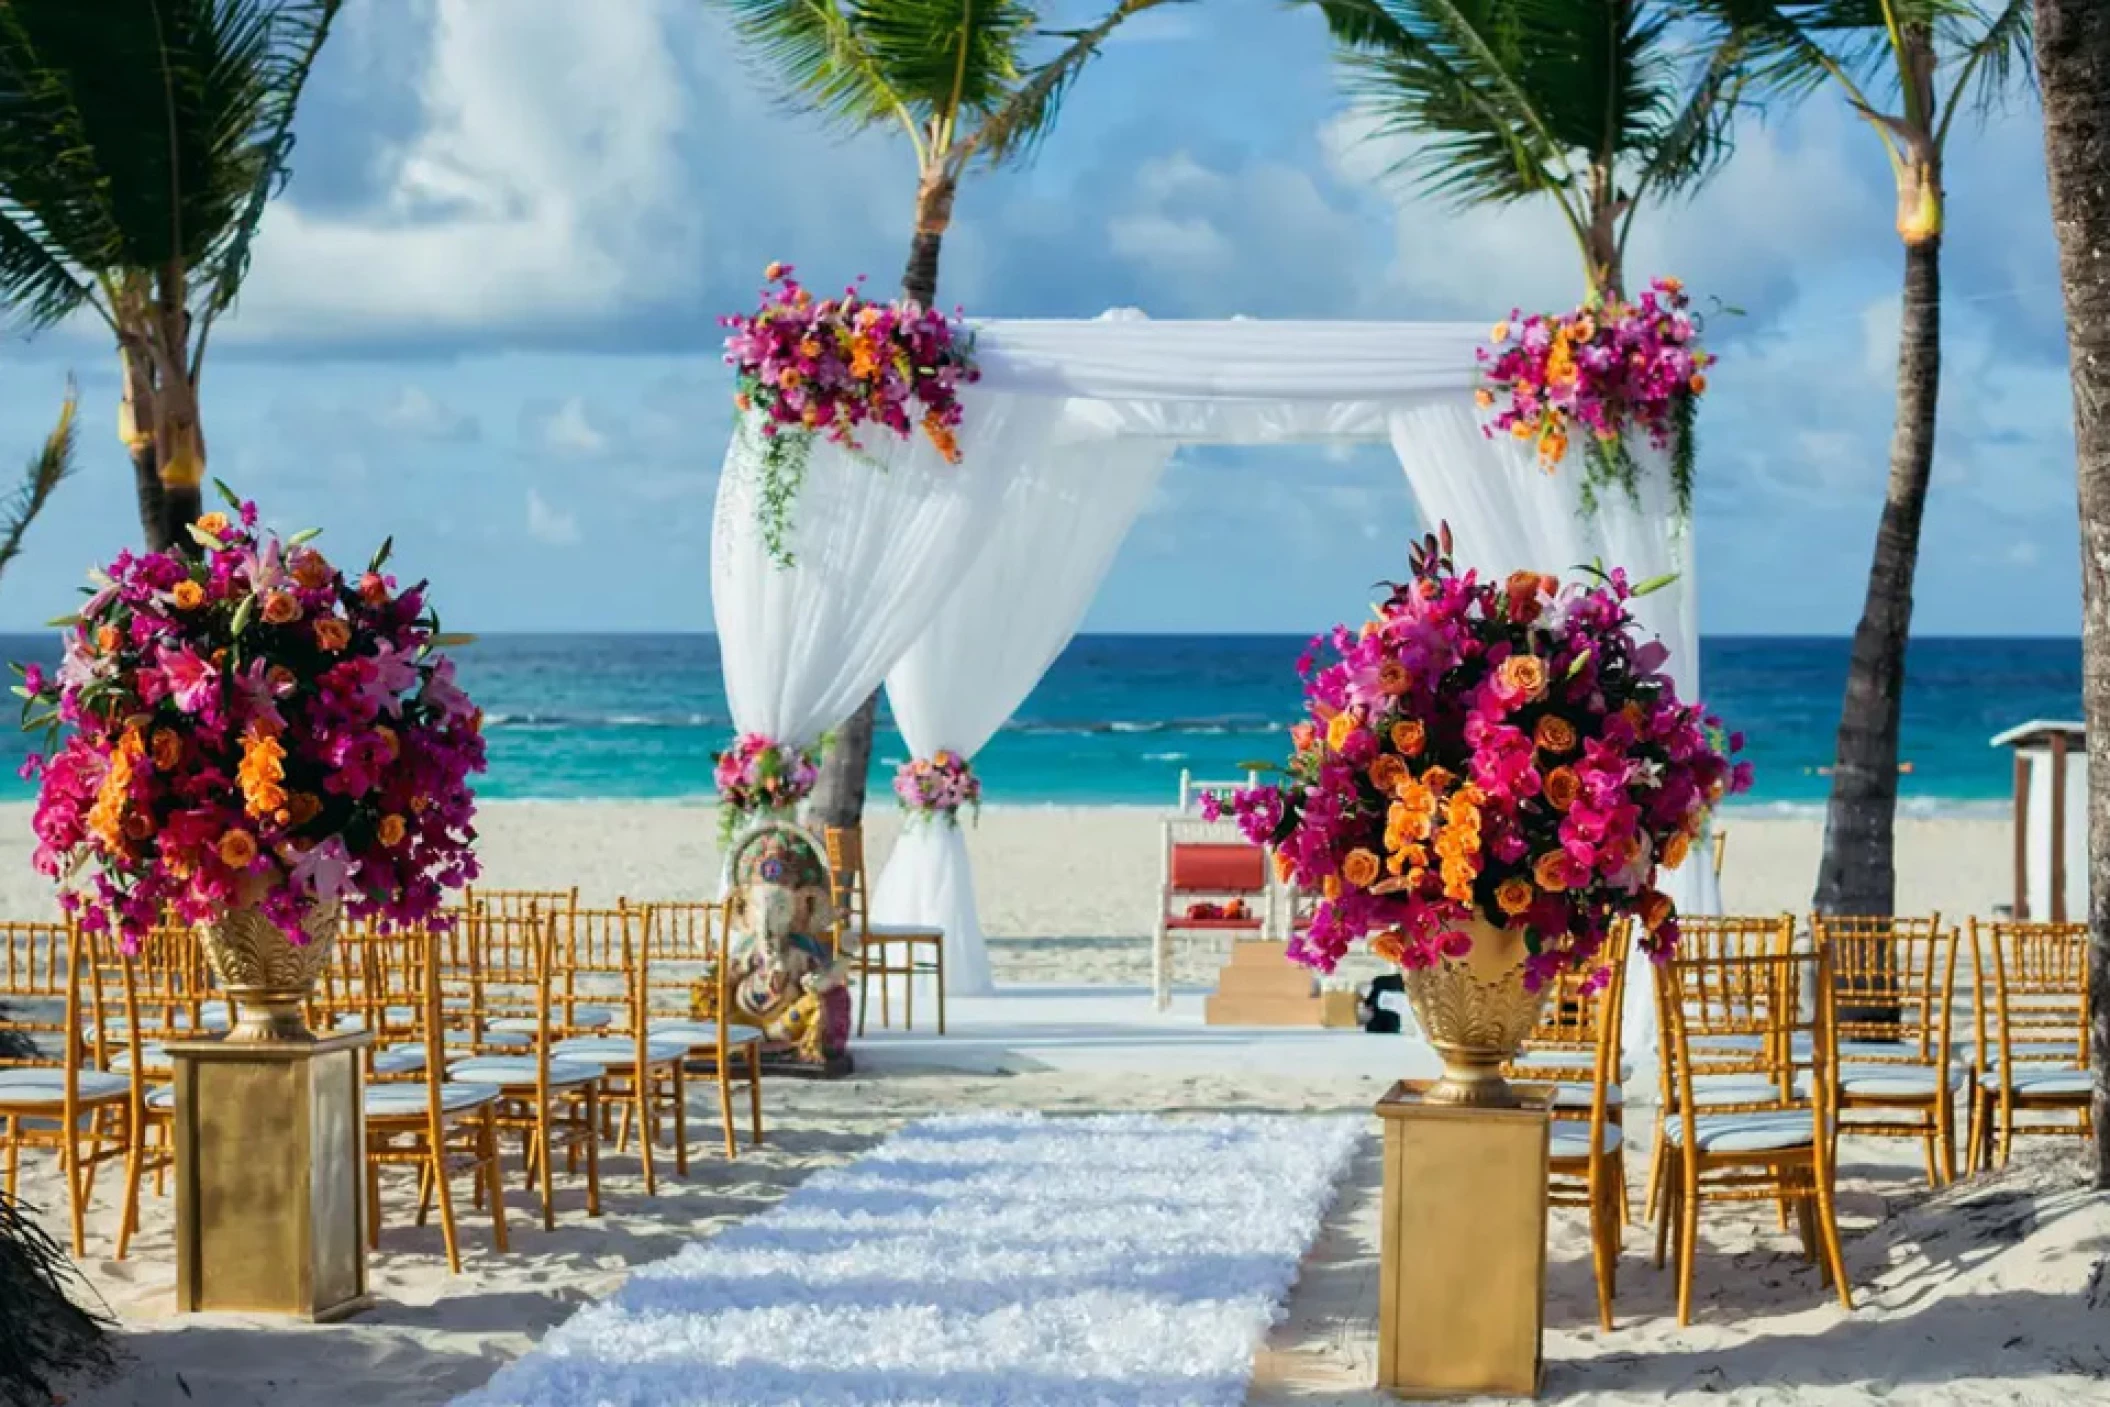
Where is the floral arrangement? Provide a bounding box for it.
[721,264,980,567]
[892,750,981,826]
[15,489,485,954]
[712,731,818,841]
[1475,276,1712,515]
[1205,525,1750,987]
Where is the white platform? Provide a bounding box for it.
[851,982,1445,1080]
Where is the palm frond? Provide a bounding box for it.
[0,206,97,329]
[1634,28,1748,203]
[0,384,77,586]
[852,0,1036,120]
[1675,0,1894,109]
[1934,0,2032,147]
[965,0,1187,170]
[716,0,913,136]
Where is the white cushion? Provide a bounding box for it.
[146,1085,175,1111]
[1691,1033,1768,1053]
[2005,1067,2092,1097]
[647,1020,765,1048]
[0,1068,130,1103]
[1681,1074,1783,1106]
[1833,1063,1967,1098]
[1987,1042,2081,1068]
[372,1045,428,1076]
[365,1082,500,1118]
[552,1036,689,1066]
[109,1043,169,1074]
[1549,1123,1624,1160]
[863,923,942,939]
[1664,1110,1815,1153]
[447,1056,603,1088]
[1548,1082,1623,1110]
[490,1005,616,1035]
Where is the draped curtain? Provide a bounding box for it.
[871,436,1180,995]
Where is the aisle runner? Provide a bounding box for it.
[457,1112,1362,1407]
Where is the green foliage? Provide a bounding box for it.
[0,389,77,590]
[0,1188,111,1406]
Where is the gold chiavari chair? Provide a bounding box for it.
[0,919,132,1256]
[1643,914,1796,1220]
[445,910,604,1230]
[361,926,508,1272]
[551,904,690,1193]
[826,825,945,1036]
[1655,948,1852,1326]
[639,900,766,1159]
[1811,916,1966,1186]
[466,887,578,926]
[91,924,210,1258]
[1544,938,1630,1332]
[1969,919,2091,1169]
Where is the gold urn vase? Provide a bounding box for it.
[199,894,342,1043]
[1400,918,1549,1108]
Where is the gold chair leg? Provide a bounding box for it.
[583,1086,603,1217]
[1675,1169,1702,1327]
[1643,1111,1667,1222]
[366,1158,383,1250]
[717,1058,739,1160]
[432,1143,463,1275]
[537,1108,556,1231]
[936,945,947,1036]
[857,952,871,1038]
[1589,1169,1617,1332]
[115,1129,144,1261]
[747,1042,764,1145]
[1814,1164,1852,1311]
[636,1080,657,1196]
[671,1066,689,1176]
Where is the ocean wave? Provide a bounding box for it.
[1720,797,2010,822]
[479,711,1292,738]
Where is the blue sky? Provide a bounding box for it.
[0,0,2079,636]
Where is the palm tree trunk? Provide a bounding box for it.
[129,441,170,552]
[2034,0,2110,1187]
[1813,235,1942,925]
[807,175,957,834]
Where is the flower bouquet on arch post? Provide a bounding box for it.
[712,732,819,846]
[15,485,487,1043]
[1205,524,1751,1106]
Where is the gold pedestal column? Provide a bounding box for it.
[165,1031,373,1320]
[1375,1079,1549,1399]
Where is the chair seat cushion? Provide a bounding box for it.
[1831,1063,1968,1099]
[372,1045,428,1076]
[109,1043,169,1074]
[646,1020,765,1048]
[1548,1082,1625,1111]
[380,1029,530,1068]
[552,1035,689,1066]
[2006,1067,2092,1097]
[863,923,944,940]
[0,1068,130,1103]
[1684,1075,1784,1106]
[146,1085,175,1111]
[1986,1042,2081,1068]
[1664,1110,1815,1153]
[447,1056,602,1088]
[1549,1123,1624,1160]
[365,1081,500,1118]
[489,1006,616,1035]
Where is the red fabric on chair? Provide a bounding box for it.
[1168,844,1267,894]
[1165,915,1265,932]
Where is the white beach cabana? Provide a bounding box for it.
[709,311,1721,1067]
[1992,720,2089,922]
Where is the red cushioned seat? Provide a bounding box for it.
[1168,844,1267,893]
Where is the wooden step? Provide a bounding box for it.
[1205,991,1329,1026]
[1214,960,1320,998]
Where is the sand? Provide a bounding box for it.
[5,800,2097,1407]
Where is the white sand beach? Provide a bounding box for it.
[7,800,2095,1407]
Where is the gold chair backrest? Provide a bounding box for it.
[824,826,870,948]
[0,918,75,1068]
[1812,913,1950,1055]
[467,887,577,924]
[634,901,718,1020]
[475,907,547,1038]
[1975,919,2088,1068]
[1665,916,1794,1055]
[1659,948,1830,1120]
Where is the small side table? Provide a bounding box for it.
[165,1030,373,1320]
[1375,1078,1550,1399]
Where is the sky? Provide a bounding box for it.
[0,0,2080,636]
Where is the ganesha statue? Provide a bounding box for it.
[695,821,854,1074]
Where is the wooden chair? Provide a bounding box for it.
[1812,916,1967,1186]
[466,886,578,926]
[826,826,946,1036]
[361,926,509,1272]
[0,919,132,1256]
[637,900,765,1159]
[444,909,605,1230]
[1654,948,1852,1326]
[1543,939,1630,1331]
[89,924,211,1259]
[1969,919,2090,1169]
[551,905,690,1193]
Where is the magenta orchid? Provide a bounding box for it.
[893,751,981,827]
[712,732,819,842]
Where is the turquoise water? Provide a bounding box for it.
[0,633,2073,813]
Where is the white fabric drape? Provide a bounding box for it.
[871,437,1181,995]
[710,392,1056,747]
[1388,402,1719,1088]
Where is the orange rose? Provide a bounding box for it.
[1544,766,1581,811]
[1495,877,1535,916]
[1534,714,1578,754]
[1689,373,1708,394]
[122,811,155,841]
[1326,712,1357,752]
[172,579,206,610]
[1420,765,1455,794]
[1390,719,1426,757]
[218,830,258,870]
[149,728,182,771]
[1640,889,1674,933]
[1368,754,1409,793]
[195,512,230,537]
[1533,850,1572,893]
[1322,874,1342,901]
[286,793,322,827]
[267,664,297,692]
[313,617,351,652]
[1371,931,1409,966]
[1499,654,1548,702]
[261,591,301,625]
[291,550,335,590]
[1503,570,1543,623]
[1290,721,1317,753]
[1661,831,1692,869]
[1376,659,1411,696]
[94,625,119,655]
[359,572,390,606]
[1342,848,1381,888]
[376,814,407,847]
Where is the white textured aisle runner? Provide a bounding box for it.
[456,1112,1363,1407]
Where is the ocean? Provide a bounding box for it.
[0,634,2074,814]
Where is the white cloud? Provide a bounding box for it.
[525,488,580,545]
[375,385,477,441]
[530,397,612,458]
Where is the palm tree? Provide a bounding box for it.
[0,0,341,553]
[2030,0,2110,1186]
[719,0,1184,829]
[1313,0,1749,302]
[1680,3,2033,924]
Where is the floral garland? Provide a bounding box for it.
[720,264,979,568]
[712,731,818,843]
[1205,526,1750,987]
[1475,276,1712,516]
[16,488,485,953]
[893,750,981,827]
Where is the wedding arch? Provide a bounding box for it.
[708,309,1721,1066]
